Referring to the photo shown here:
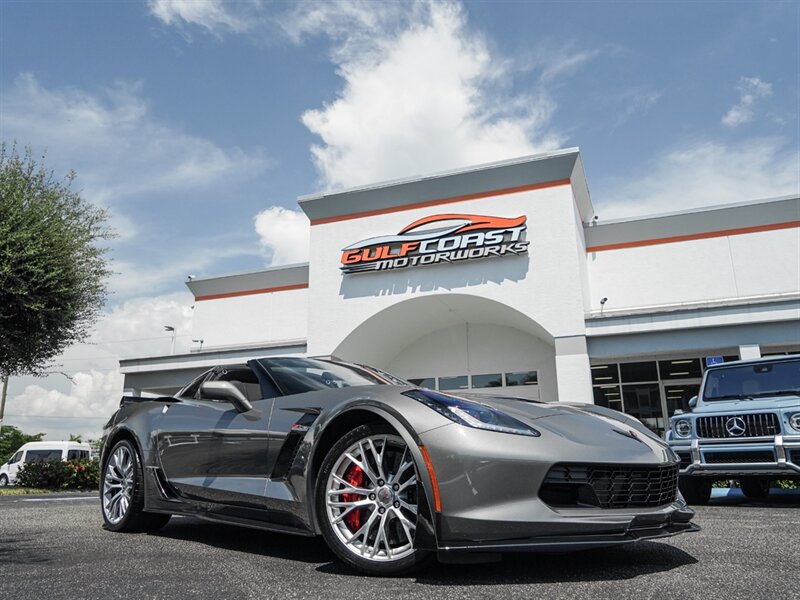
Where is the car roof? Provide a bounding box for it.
[19,441,90,449]
[705,353,800,370]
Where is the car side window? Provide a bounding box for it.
[178,370,213,399]
[212,367,264,402]
[25,449,62,463]
[67,450,89,460]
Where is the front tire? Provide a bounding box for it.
[316,423,431,576]
[740,477,771,499]
[101,439,171,532]
[678,476,712,505]
[0,474,8,487]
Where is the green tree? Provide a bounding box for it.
[0,424,44,464]
[68,433,83,443]
[0,145,114,431]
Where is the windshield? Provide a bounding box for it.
[261,357,388,396]
[703,358,800,401]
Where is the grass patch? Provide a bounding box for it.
[0,487,55,496]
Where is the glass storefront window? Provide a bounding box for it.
[505,371,538,386]
[622,383,664,435]
[408,377,436,389]
[593,385,623,411]
[439,376,468,390]
[620,361,658,383]
[664,384,700,416]
[659,358,702,379]
[591,363,619,385]
[472,373,503,388]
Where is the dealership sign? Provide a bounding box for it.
[340,213,529,275]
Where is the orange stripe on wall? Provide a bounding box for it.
[194,283,309,301]
[310,179,572,225]
[585,220,800,253]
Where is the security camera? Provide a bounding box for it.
[600,297,608,305]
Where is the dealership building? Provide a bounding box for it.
[120,149,800,435]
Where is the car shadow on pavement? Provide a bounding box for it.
[411,542,698,586]
[149,517,336,564]
[0,536,53,566]
[151,517,697,584]
[708,489,800,508]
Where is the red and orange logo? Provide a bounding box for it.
[341,213,529,275]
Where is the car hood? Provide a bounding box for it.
[463,394,670,458]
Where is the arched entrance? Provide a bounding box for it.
[332,294,559,401]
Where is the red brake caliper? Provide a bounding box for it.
[342,464,366,532]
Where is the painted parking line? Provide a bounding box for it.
[22,495,98,502]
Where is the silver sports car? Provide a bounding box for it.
[99,356,698,575]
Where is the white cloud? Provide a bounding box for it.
[148,0,253,34]
[109,237,260,299]
[147,1,597,191]
[597,137,799,219]
[254,206,310,265]
[4,292,195,440]
[611,87,662,131]
[1,73,267,207]
[721,76,773,128]
[299,1,562,189]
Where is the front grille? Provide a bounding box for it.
[790,450,800,465]
[676,452,692,469]
[540,463,679,509]
[704,451,774,464]
[696,413,779,438]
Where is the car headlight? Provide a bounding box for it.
[674,418,692,437]
[789,413,800,432]
[404,389,540,437]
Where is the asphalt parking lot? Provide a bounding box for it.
[1,491,798,600]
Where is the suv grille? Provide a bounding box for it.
[676,452,692,469]
[704,451,774,464]
[696,413,779,438]
[540,463,679,509]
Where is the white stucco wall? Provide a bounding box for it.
[586,227,800,311]
[306,184,588,358]
[191,288,308,348]
[386,323,558,402]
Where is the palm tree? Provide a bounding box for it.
[68,433,83,443]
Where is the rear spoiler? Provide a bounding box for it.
[120,395,181,407]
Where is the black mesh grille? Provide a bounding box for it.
[540,463,679,509]
[676,452,692,469]
[696,413,779,438]
[704,451,774,464]
[790,450,800,465]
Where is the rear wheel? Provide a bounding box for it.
[740,477,771,499]
[101,440,171,532]
[316,423,431,576]
[678,476,712,505]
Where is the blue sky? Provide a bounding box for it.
[1,0,798,438]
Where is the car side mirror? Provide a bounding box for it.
[687,396,698,410]
[200,381,253,413]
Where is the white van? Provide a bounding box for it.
[0,441,92,486]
